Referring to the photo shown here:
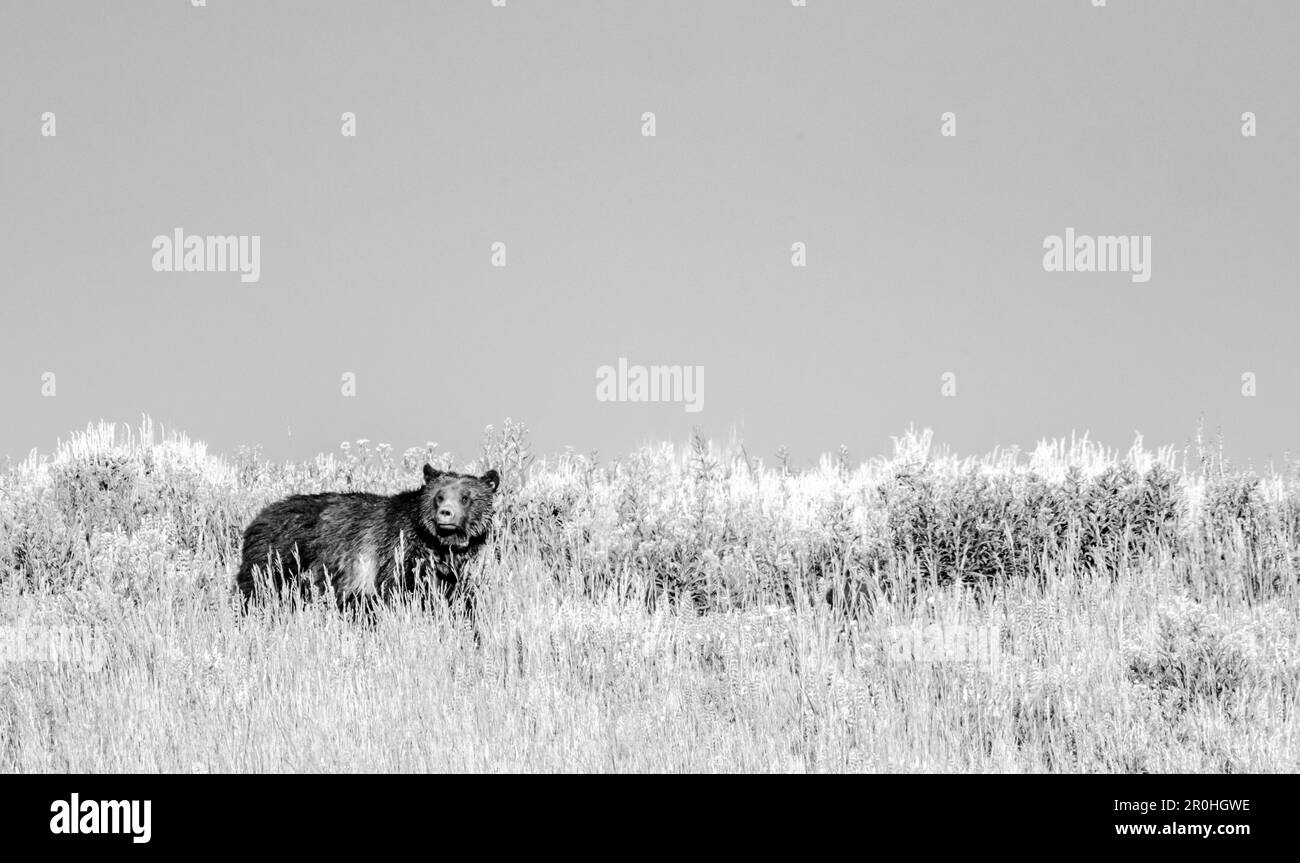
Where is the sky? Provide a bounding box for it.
[1,1,1297,471]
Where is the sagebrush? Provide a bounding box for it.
[0,418,1296,772]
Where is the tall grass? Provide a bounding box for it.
[0,417,1296,772]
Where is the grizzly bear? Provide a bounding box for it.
[235,465,500,613]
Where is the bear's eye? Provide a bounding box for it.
[460,494,469,504]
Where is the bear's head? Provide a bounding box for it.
[420,465,500,551]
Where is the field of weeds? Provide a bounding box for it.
[1,417,1297,772]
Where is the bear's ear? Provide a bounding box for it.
[423,464,443,484]
[481,469,500,492]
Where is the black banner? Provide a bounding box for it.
[0,775,1289,852]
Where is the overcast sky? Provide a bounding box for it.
[2,1,1297,471]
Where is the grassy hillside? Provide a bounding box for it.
[1,417,1297,772]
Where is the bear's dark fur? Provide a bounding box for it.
[235,465,500,613]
